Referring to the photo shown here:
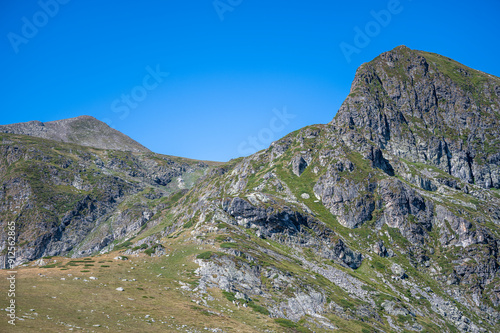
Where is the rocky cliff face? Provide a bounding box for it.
[332,46,500,189]
[1,46,500,332]
[0,115,151,152]
[0,133,214,267]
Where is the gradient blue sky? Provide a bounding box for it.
[1,0,499,161]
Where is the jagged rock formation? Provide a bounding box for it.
[1,46,500,332]
[332,46,500,189]
[0,115,150,152]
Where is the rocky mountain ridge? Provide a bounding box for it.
[0,115,150,152]
[0,132,217,268]
[153,46,500,332]
[1,46,500,332]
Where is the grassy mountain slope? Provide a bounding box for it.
[1,47,500,332]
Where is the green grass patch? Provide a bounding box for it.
[196,251,214,260]
[273,318,309,333]
[115,240,134,250]
[183,220,194,229]
[220,242,238,249]
[361,285,376,292]
[248,301,269,315]
[372,261,386,271]
[132,243,149,251]
[339,299,355,310]
[222,291,237,302]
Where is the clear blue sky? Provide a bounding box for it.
[1,0,499,161]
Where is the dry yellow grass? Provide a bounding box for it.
[0,245,283,333]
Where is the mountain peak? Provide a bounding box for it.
[332,47,500,189]
[73,115,97,120]
[382,44,411,55]
[0,115,150,152]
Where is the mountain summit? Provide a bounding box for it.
[333,45,500,188]
[0,115,150,152]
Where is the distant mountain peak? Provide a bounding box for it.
[0,115,150,152]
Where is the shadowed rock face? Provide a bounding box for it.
[291,155,308,176]
[222,196,363,269]
[0,115,150,152]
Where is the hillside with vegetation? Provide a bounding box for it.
[1,46,500,332]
